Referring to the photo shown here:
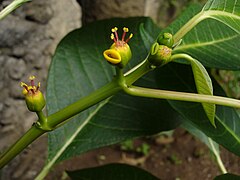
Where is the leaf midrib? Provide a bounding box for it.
[216,115,240,145]
[37,98,111,178]
[204,10,240,20]
[174,34,239,51]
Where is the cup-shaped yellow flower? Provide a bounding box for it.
[103,27,133,68]
[20,76,46,112]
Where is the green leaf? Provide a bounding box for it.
[155,63,240,157]
[42,17,180,176]
[190,58,215,126]
[203,0,240,33]
[176,54,216,126]
[214,173,240,180]
[66,163,159,180]
[165,4,240,70]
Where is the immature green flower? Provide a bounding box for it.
[157,32,174,48]
[20,76,45,112]
[148,42,172,67]
[103,27,133,68]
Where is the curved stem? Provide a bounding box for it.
[208,138,227,174]
[0,125,45,169]
[123,86,240,109]
[0,0,31,20]
[171,53,195,62]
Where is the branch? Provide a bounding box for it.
[0,0,31,20]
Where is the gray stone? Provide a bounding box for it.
[13,46,26,58]
[24,3,53,24]
[6,58,26,80]
[78,0,145,24]
[0,0,81,179]
[0,16,36,47]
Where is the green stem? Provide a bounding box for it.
[171,53,195,62]
[124,59,154,85]
[0,0,31,20]
[123,86,240,109]
[36,111,52,131]
[116,67,125,86]
[0,126,45,169]
[173,11,206,43]
[0,57,153,170]
[0,80,121,170]
[208,138,227,174]
[47,80,121,128]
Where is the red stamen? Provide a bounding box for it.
[111,33,117,44]
[30,79,34,87]
[122,31,126,41]
[114,31,119,41]
[23,85,29,92]
[125,33,133,43]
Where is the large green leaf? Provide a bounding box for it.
[156,63,240,156]
[42,17,180,176]
[165,4,240,69]
[67,163,159,180]
[203,0,240,33]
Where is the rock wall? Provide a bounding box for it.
[0,0,81,179]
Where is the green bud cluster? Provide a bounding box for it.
[148,33,174,67]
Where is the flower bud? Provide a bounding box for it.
[103,27,133,68]
[148,43,172,66]
[21,76,46,112]
[157,33,174,48]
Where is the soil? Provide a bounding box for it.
[44,128,240,180]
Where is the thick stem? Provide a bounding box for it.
[0,0,31,20]
[0,126,45,169]
[0,57,152,169]
[0,80,121,169]
[124,86,240,109]
[47,80,121,128]
[124,59,154,85]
